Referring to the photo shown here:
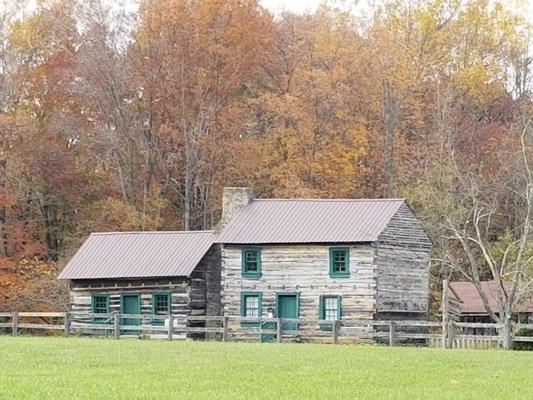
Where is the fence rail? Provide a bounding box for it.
[0,311,531,349]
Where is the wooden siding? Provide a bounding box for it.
[375,203,431,316]
[221,244,376,339]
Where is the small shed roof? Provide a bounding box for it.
[217,198,405,244]
[448,281,533,315]
[58,231,215,280]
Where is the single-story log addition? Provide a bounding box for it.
[59,187,432,340]
[58,231,221,334]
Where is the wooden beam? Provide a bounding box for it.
[222,316,228,342]
[12,312,18,337]
[333,320,340,344]
[167,316,174,341]
[442,279,450,349]
[113,311,120,339]
[388,321,396,347]
[64,312,71,338]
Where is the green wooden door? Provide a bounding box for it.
[121,294,140,328]
[277,294,298,331]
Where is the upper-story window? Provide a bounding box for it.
[329,247,350,278]
[242,247,261,278]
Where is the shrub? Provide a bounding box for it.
[513,328,533,351]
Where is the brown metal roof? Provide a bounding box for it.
[58,231,215,280]
[217,198,405,244]
[448,281,533,315]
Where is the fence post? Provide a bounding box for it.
[388,321,396,347]
[113,311,120,339]
[167,315,174,341]
[12,312,18,337]
[333,320,340,344]
[64,312,71,338]
[222,316,228,342]
[442,279,450,348]
[276,318,282,343]
[446,321,454,348]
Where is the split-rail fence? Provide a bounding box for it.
[0,311,531,349]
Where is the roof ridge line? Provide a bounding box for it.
[253,198,405,202]
[91,230,215,235]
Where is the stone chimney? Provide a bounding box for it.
[221,187,253,226]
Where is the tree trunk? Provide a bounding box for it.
[0,222,6,258]
[0,158,6,257]
[42,202,61,261]
[382,80,399,197]
[183,173,190,231]
[500,316,513,350]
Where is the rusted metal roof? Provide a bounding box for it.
[217,198,405,244]
[448,281,533,315]
[58,231,215,280]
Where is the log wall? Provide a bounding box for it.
[68,244,222,333]
[221,244,376,339]
[69,277,190,337]
[375,203,432,319]
[188,244,221,317]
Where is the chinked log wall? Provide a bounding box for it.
[221,244,377,340]
[70,278,192,338]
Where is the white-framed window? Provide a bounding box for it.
[324,296,339,321]
[245,295,260,318]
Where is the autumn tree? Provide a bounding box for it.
[131,0,274,229]
[0,0,530,314]
[249,9,371,198]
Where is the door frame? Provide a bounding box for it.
[276,292,300,332]
[120,293,141,327]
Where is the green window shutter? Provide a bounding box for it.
[319,296,325,319]
[241,247,262,278]
[337,296,342,318]
[329,247,350,278]
[240,293,246,317]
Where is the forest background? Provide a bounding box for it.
[0,0,531,317]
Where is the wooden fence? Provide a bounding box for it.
[0,311,531,349]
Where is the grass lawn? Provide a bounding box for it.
[0,337,531,399]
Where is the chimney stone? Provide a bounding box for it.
[221,187,253,226]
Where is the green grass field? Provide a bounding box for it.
[0,337,531,399]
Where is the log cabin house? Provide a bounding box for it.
[218,188,432,340]
[59,187,432,341]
